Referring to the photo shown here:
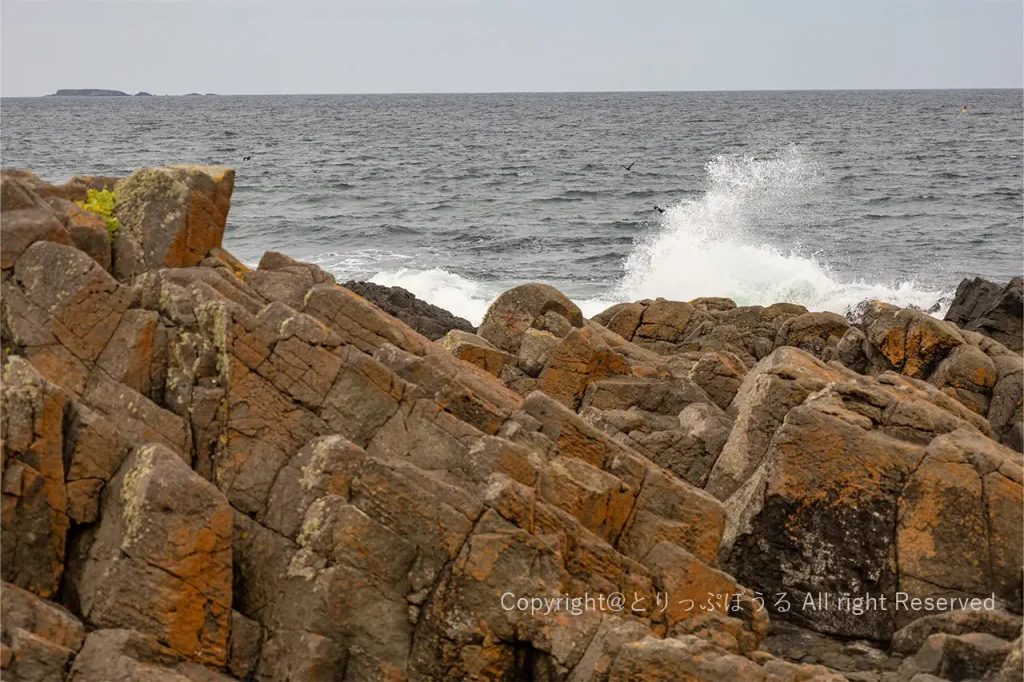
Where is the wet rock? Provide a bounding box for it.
[478,282,584,354]
[343,279,475,341]
[945,276,1023,352]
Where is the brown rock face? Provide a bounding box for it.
[863,302,965,379]
[478,282,584,354]
[67,444,233,666]
[3,163,1021,681]
[1,358,70,599]
[113,165,234,278]
[719,348,1024,640]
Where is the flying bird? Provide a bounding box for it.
[621,161,636,171]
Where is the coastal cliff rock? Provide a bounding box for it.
[945,276,1023,352]
[342,279,476,341]
[1,166,1021,682]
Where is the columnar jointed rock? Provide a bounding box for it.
[113,165,234,279]
[2,164,1021,681]
[67,444,233,666]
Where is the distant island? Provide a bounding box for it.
[47,89,219,97]
[50,89,129,97]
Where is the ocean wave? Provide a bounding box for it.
[614,148,951,316]
[369,268,498,325]
[312,148,952,326]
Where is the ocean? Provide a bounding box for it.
[2,90,1021,325]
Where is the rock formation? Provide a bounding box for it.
[945,276,1023,353]
[1,166,1021,682]
[342,279,476,341]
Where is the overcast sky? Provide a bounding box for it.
[2,0,1022,96]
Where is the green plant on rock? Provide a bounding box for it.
[75,188,119,239]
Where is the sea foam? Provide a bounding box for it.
[367,149,950,326]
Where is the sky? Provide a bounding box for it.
[1,0,1022,96]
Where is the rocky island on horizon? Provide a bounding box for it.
[0,165,1021,681]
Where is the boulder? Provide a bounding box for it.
[928,343,997,415]
[478,282,584,354]
[687,350,748,410]
[906,632,1014,681]
[774,311,851,359]
[67,444,233,666]
[0,170,50,212]
[343,279,475,341]
[891,608,1024,655]
[945,276,1024,352]
[862,302,965,378]
[112,165,234,278]
[63,402,132,524]
[0,208,73,270]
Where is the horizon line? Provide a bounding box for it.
[3,86,1023,98]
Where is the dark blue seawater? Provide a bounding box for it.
[2,90,1021,323]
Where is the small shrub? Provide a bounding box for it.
[75,189,119,239]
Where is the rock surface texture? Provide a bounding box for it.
[1,166,1021,682]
